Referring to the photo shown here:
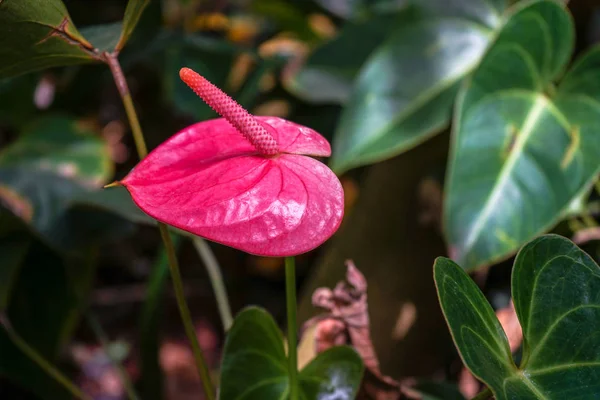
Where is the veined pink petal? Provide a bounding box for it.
[255,117,331,157]
[121,120,343,256]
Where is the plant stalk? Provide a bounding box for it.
[106,54,148,158]
[285,256,299,400]
[471,387,492,400]
[192,237,233,331]
[159,227,215,399]
[0,315,92,400]
[106,53,215,400]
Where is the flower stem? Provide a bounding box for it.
[160,227,215,400]
[106,53,215,400]
[285,256,299,400]
[106,54,148,158]
[471,387,492,400]
[192,237,233,331]
[0,315,92,400]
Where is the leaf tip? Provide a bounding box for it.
[103,181,122,189]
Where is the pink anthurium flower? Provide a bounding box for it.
[118,68,344,256]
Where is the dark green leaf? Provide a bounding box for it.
[164,36,239,121]
[435,234,600,399]
[434,257,514,391]
[0,239,96,400]
[0,0,98,79]
[0,115,113,187]
[0,74,40,127]
[286,10,413,104]
[80,22,124,52]
[236,57,285,109]
[0,168,141,253]
[0,235,30,311]
[74,186,153,226]
[443,1,600,270]
[510,235,600,397]
[117,0,150,50]
[298,346,364,399]
[252,0,320,42]
[219,307,363,400]
[331,11,495,173]
[410,381,466,400]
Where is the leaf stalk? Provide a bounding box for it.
[106,53,215,400]
[285,256,299,400]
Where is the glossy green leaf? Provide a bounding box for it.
[419,0,506,27]
[0,0,98,79]
[286,10,414,104]
[444,0,600,270]
[331,2,500,173]
[117,0,150,50]
[219,307,363,400]
[315,0,408,19]
[0,115,112,187]
[435,234,600,399]
[80,22,123,52]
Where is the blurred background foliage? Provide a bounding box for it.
[2,0,600,399]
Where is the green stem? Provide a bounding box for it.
[106,53,215,400]
[285,256,299,400]
[86,313,140,400]
[106,54,148,158]
[471,387,492,400]
[192,237,233,331]
[159,226,215,400]
[0,315,92,400]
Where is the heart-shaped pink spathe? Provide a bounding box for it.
[119,69,344,256]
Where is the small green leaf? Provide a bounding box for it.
[435,234,600,399]
[117,0,150,50]
[80,22,124,53]
[0,0,98,79]
[331,11,494,173]
[443,1,600,270]
[286,10,413,104]
[0,115,113,187]
[219,307,363,400]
